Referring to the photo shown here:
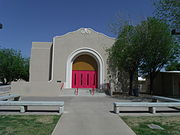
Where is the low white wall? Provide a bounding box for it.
[11,81,60,97]
[0,85,11,95]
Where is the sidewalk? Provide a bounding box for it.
[52,96,136,135]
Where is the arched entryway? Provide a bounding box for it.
[65,47,104,88]
[72,54,98,88]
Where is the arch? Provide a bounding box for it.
[65,47,104,88]
[72,54,98,71]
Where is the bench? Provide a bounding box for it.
[113,102,180,114]
[152,96,180,102]
[0,101,64,114]
[0,94,21,101]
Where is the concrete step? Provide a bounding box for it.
[78,89,91,95]
[60,88,106,96]
[59,89,74,96]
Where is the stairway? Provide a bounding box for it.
[59,88,106,96]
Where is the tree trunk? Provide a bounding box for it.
[129,72,134,96]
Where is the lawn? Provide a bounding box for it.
[121,116,180,135]
[0,115,60,135]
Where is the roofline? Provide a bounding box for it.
[53,28,115,40]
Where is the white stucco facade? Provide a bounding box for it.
[12,28,115,96]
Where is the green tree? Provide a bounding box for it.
[154,0,180,29]
[165,61,180,71]
[137,17,179,94]
[0,48,29,84]
[23,57,29,81]
[108,25,140,95]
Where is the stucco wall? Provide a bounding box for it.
[52,28,115,87]
[11,81,60,97]
[30,42,52,82]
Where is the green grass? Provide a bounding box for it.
[121,116,180,135]
[0,115,60,135]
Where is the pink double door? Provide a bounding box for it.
[72,70,97,88]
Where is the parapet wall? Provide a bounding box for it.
[11,81,60,97]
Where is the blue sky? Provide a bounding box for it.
[0,0,155,57]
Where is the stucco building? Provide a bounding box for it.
[12,28,115,96]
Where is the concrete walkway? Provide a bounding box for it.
[52,96,136,135]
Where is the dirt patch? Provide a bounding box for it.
[36,116,54,124]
